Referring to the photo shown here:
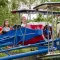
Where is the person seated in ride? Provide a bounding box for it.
[13,16,30,30]
[0,19,11,34]
[21,16,30,28]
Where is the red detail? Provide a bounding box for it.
[30,25,44,30]
[0,27,2,31]
[19,24,44,45]
[11,11,16,14]
[10,27,13,30]
[19,35,44,45]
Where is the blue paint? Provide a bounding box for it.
[0,47,54,60]
[0,27,43,45]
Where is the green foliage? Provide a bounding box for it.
[31,14,52,23]
[51,0,60,2]
[41,0,60,2]
[0,0,59,26]
[11,0,19,10]
[0,0,8,7]
[0,0,19,26]
[20,0,36,4]
[0,53,7,57]
[0,7,9,25]
[33,14,45,22]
